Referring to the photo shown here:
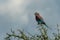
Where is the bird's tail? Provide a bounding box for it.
[44,24,52,30]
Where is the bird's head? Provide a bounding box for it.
[34,12,40,16]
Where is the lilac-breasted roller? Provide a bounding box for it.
[34,12,49,28]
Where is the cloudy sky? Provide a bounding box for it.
[0,0,60,40]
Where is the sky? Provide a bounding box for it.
[0,0,60,40]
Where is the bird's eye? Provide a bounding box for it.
[36,14,39,15]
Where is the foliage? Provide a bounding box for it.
[5,24,60,40]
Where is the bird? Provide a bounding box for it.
[34,12,50,29]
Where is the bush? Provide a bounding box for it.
[5,24,60,40]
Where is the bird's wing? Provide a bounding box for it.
[37,15,44,21]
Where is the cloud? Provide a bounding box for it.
[0,0,23,13]
[0,0,32,13]
[0,0,34,25]
[0,0,32,25]
[0,0,33,36]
